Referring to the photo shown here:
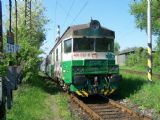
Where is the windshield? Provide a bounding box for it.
[73,38,94,52]
[73,38,114,52]
[96,38,113,52]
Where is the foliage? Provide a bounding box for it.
[7,73,78,120]
[3,0,48,80]
[125,47,147,67]
[153,36,160,66]
[7,74,54,120]
[0,53,6,76]
[125,46,160,68]
[118,72,160,120]
[114,42,120,55]
[120,72,160,118]
[19,40,43,81]
[0,53,15,76]
[120,65,160,74]
[130,0,160,67]
[130,0,160,36]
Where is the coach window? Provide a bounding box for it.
[64,39,72,53]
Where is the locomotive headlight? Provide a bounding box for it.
[73,67,84,73]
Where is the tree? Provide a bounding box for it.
[130,0,160,36]
[4,0,49,80]
[130,0,160,67]
[123,47,147,66]
[153,36,160,66]
[114,42,120,54]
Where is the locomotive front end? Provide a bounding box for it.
[71,53,122,96]
[61,20,122,97]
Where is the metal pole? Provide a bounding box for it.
[15,0,17,44]
[25,0,27,25]
[0,1,5,119]
[0,0,2,52]
[25,0,32,40]
[0,0,3,101]
[9,0,12,33]
[29,0,31,40]
[147,0,152,82]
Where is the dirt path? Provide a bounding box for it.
[47,94,62,120]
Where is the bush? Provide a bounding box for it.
[126,47,147,67]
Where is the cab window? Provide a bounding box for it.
[64,39,72,53]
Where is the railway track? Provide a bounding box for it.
[70,94,152,120]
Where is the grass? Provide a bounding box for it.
[54,93,77,120]
[7,70,160,119]
[119,72,160,118]
[120,65,160,74]
[6,73,77,120]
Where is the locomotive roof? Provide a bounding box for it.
[61,21,115,39]
[49,20,115,54]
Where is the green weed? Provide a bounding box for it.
[120,72,160,114]
[6,74,78,120]
[121,66,160,74]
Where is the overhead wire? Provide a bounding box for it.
[62,0,75,29]
[57,1,68,15]
[70,0,89,25]
[53,0,57,40]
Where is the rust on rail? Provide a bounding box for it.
[70,94,102,120]
[70,94,153,120]
[109,99,152,120]
[121,69,160,79]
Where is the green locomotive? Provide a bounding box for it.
[45,20,122,97]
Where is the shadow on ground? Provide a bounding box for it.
[110,75,147,100]
[26,72,62,95]
[24,72,148,100]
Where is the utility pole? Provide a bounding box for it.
[15,0,18,44]
[0,0,2,52]
[15,0,19,64]
[25,0,32,40]
[134,0,153,82]
[9,0,12,33]
[0,0,6,119]
[7,0,14,45]
[147,0,152,82]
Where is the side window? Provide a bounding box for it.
[56,49,58,61]
[64,39,72,53]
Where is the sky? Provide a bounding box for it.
[2,0,157,56]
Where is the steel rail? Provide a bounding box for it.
[70,94,102,120]
[70,94,153,120]
[109,99,152,120]
[120,69,160,79]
